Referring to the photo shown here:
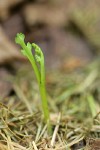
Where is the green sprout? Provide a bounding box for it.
[15,33,51,133]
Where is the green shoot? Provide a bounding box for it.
[87,93,97,118]
[15,33,51,134]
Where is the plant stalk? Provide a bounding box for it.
[39,78,52,134]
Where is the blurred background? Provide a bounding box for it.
[0,0,100,98]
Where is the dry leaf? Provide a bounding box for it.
[0,0,23,20]
[71,0,100,50]
[0,68,12,99]
[22,2,71,28]
[0,26,24,64]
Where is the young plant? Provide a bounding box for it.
[15,33,51,133]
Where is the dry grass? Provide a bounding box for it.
[0,59,100,150]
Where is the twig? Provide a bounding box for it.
[32,141,38,150]
[50,113,61,147]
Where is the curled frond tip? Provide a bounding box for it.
[15,33,25,44]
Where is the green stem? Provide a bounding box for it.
[39,52,51,134]
[39,83,49,122]
[21,42,40,84]
[39,82,51,134]
[29,58,40,85]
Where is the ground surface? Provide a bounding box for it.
[0,0,100,149]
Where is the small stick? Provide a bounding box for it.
[50,113,61,147]
[32,141,38,150]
